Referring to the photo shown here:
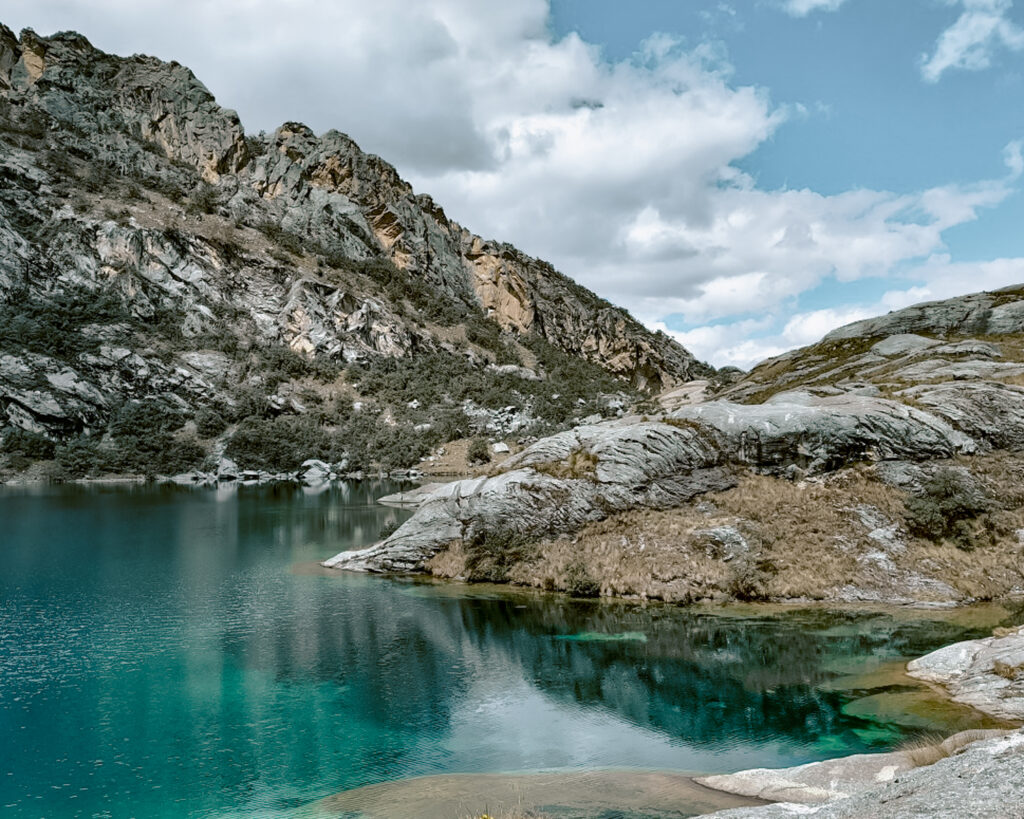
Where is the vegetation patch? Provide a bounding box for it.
[531,449,599,480]
[462,528,539,583]
[444,456,1024,604]
[904,468,993,550]
[992,660,1024,682]
[467,437,491,465]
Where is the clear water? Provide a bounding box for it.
[0,482,1019,818]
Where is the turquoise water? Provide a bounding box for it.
[0,483,1019,818]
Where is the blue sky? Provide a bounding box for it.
[6,0,1024,367]
[550,0,1024,363]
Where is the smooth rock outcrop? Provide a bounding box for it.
[704,730,1024,818]
[825,285,1024,341]
[324,388,995,573]
[907,627,1024,722]
[697,729,1008,805]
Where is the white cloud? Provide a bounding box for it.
[4,1,1024,373]
[672,255,1024,369]
[780,0,848,16]
[921,0,1024,82]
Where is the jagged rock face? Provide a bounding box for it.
[243,119,701,389]
[0,22,702,437]
[6,27,248,180]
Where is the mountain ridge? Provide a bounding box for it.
[0,22,707,479]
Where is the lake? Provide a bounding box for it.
[0,482,1019,818]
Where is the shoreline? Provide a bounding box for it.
[310,621,1024,819]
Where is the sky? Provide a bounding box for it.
[4,0,1024,368]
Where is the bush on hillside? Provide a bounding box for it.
[467,437,491,465]
[905,469,992,550]
[1,428,57,460]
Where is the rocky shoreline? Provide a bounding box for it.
[322,288,1024,607]
[698,626,1024,816]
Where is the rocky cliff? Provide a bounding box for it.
[0,23,705,479]
[327,286,1024,607]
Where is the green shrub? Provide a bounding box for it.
[150,434,206,475]
[463,528,537,582]
[467,437,491,465]
[905,469,992,550]
[195,408,228,437]
[257,221,306,256]
[1,428,56,460]
[226,415,328,472]
[0,286,133,360]
[54,436,110,479]
[109,399,185,438]
[186,182,219,215]
[228,386,270,421]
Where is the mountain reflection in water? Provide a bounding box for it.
[0,482,1018,818]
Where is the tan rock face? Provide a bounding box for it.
[0,25,18,89]
[466,242,536,333]
[15,32,45,86]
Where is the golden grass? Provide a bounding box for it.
[899,729,1011,768]
[529,448,599,480]
[427,451,1024,605]
[993,660,1024,681]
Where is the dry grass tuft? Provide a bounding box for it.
[993,660,1024,681]
[900,729,1011,768]
[530,448,599,480]
[899,732,953,768]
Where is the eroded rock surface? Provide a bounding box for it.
[907,626,1024,721]
[325,383,1018,573]
[697,729,1009,805]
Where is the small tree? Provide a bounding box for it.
[467,437,491,465]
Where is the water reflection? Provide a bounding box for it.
[0,483,1019,819]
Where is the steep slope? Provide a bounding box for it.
[0,23,706,478]
[328,286,1024,607]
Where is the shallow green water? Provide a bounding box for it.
[0,482,1020,818]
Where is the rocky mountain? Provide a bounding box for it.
[328,285,1024,607]
[0,23,706,480]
